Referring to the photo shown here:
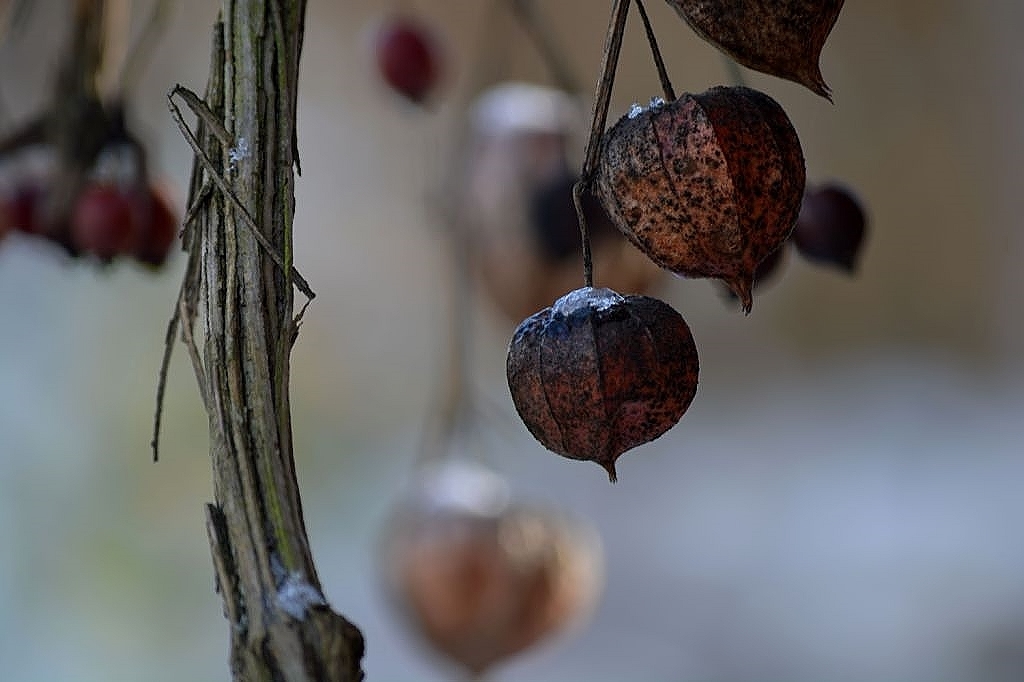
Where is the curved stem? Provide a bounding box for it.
[722,53,747,86]
[634,0,674,101]
[580,0,630,181]
[577,0,631,288]
[119,0,172,95]
[417,200,475,466]
[573,179,594,287]
[508,0,582,94]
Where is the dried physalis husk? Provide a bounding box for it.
[792,181,867,272]
[666,0,845,99]
[596,87,805,312]
[460,82,663,322]
[719,241,789,305]
[380,460,602,678]
[507,287,699,481]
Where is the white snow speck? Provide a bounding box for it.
[228,138,249,167]
[649,96,666,109]
[417,459,510,516]
[470,82,582,135]
[276,573,326,620]
[627,102,644,119]
[553,287,624,316]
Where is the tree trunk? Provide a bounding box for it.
[168,2,365,679]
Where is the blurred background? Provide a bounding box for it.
[1,1,1023,680]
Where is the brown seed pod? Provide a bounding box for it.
[507,287,699,481]
[792,181,867,272]
[380,460,602,678]
[595,86,805,312]
[665,0,845,99]
[718,241,789,305]
[460,82,664,323]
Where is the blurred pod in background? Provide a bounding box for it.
[458,82,663,323]
[379,457,603,679]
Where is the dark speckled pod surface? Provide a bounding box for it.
[596,86,805,312]
[506,287,699,482]
[665,0,845,99]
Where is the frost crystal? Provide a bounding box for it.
[627,102,644,119]
[228,137,250,167]
[553,287,624,316]
[276,572,326,620]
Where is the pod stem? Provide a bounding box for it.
[635,0,675,102]
[576,0,631,288]
[722,53,748,87]
[508,0,583,95]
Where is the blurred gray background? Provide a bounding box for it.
[1,1,1023,680]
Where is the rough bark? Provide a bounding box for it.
[165,2,365,679]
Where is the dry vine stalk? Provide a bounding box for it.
[155,1,364,680]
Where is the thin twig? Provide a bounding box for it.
[579,0,631,180]
[413,0,506,467]
[151,299,179,461]
[0,117,45,156]
[170,84,232,147]
[98,0,130,98]
[204,504,241,625]
[0,0,31,43]
[182,179,214,228]
[291,296,312,343]
[152,214,206,461]
[151,238,207,460]
[177,278,206,410]
[507,0,582,94]
[634,0,675,101]
[416,196,476,467]
[119,0,172,94]
[572,181,595,287]
[166,85,315,300]
[722,53,747,86]
[575,0,631,287]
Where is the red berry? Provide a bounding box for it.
[131,186,178,267]
[792,182,867,272]
[71,184,136,260]
[2,184,44,235]
[374,17,440,104]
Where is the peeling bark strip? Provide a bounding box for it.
[165,2,364,679]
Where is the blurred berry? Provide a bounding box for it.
[374,17,441,104]
[792,182,867,272]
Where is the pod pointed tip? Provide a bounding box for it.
[727,276,754,314]
[602,460,618,484]
[803,67,833,102]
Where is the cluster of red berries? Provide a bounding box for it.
[0,179,177,267]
